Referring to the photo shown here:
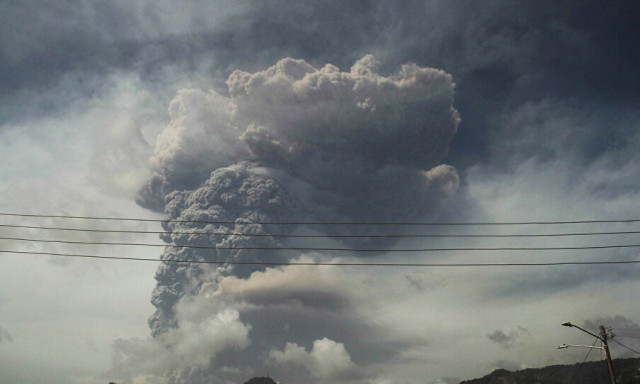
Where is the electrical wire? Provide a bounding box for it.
[4,223,640,238]
[611,328,640,331]
[568,337,600,384]
[611,339,640,356]
[1,249,640,267]
[3,212,640,226]
[4,235,640,252]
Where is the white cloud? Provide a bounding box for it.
[269,338,360,381]
[111,301,251,382]
[211,258,359,310]
[149,88,247,189]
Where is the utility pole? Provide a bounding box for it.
[600,325,617,384]
[561,322,617,384]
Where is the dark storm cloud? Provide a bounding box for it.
[4,0,639,186]
[6,1,638,137]
[583,315,640,333]
[229,0,640,167]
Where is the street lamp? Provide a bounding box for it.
[557,343,604,350]
[560,321,617,384]
[561,322,603,340]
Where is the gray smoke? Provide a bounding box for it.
[487,327,529,350]
[127,55,460,383]
[0,326,11,344]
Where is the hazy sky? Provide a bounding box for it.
[1,1,639,384]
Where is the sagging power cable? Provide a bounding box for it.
[2,249,640,267]
[4,235,640,252]
[4,223,640,239]
[2,212,640,226]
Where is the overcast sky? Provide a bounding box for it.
[1,1,640,384]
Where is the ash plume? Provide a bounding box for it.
[128,55,460,383]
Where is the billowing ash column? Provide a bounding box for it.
[134,55,460,381]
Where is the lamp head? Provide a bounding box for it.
[562,322,573,327]
[557,344,569,349]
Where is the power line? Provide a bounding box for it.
[2,249,640,267]
[4,223,640,239]
[612,328,640,331]
[5,236,640,252]
[3,212,640,226]
[569,337,600,384]
[611,339,640,356]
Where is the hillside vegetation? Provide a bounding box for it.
[460,358,640,384]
